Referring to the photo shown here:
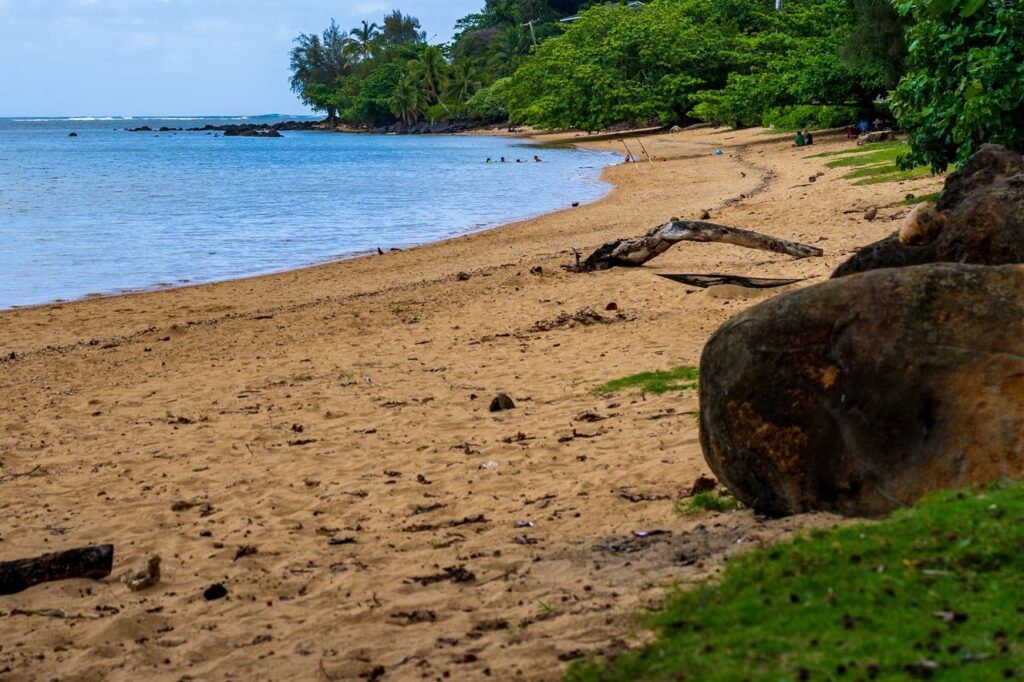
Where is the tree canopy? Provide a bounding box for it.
[286,0,1022,167]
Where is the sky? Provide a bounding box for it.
[0,0,482,117]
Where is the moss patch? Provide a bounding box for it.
[593,367,700,395]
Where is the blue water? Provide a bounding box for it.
[0,116,616,309]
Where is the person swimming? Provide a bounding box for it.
[500,157,507,163]
[533,155,542,162]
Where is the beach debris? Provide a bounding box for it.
[701,262,1024,517]
[233,545,258,561]
[514,521,536,529]
[572,201,580,207]
[1,545,114,596]
[456,271,471,281]
[595,531,672,554]
[657,273,808,290]
[576,219,823,272]
[514,536,539,546]
[605,302,618,311]
[479,461,500,471]
[408,565,476,586]
[530,265,544,275]
[864,207,878,221]
[899,203,947,246]
[489,393,516,412]
[120,553,161,592]
[412,503,447,515]
[327,537,358,546]
[834,145,1024,278]
[529,307,610,332]
[403,515,488,533]
[906,193,916,201]
[391,610,437,624]
[416,474,432,485]
[808,175,817,183]
[618,489,671,503]
[684,475,719,498]
[700,210,711,220]
[171,500,200,512]
[575,411,607,423]
[203,583,229,601]
[632,530,672,538]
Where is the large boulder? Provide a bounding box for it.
[699,263,1024,517]
[834,144,1024,277]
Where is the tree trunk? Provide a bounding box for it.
[580,220,823,272]
[0,546,114,596]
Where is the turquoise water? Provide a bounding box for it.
[0,116,616,309]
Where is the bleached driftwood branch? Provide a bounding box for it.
[579,220,823,271]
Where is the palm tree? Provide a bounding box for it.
[408,46,450,109]
[447,60,482,105]
[389,76,427,125]
[350,20,381,61]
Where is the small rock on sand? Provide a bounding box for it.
[864,207,878,221]
[489,393,516,412]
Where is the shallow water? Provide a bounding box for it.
[0,116,616,309]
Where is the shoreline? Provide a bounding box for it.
[0,132,616,314]
[0,126,944,681]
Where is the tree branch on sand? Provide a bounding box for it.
[575,220,824,272]
[1,545,114,596]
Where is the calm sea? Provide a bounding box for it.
[0,116,616,309]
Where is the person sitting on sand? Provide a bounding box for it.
[804,130,814,145]
[794,131,806,147]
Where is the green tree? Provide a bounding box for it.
[448,59,484,105]
[380,10,427,48]
[389,75,428,125]
[350,20,381,62]
[408,46,450,107]
[891,0,1024,171]
[289,20,354,121]
[345,62,405,126]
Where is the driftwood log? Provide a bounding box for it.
[579,220,823,271]
[0,545,114,595]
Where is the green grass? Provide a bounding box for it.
[593,366,700,395]
[805,140,906,159]
[803,140,941,185]
[568,483,1024,681]
[889,191,942,207]
[676,490,743,514]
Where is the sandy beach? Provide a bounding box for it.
[0,127,944,681]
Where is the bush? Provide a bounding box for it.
[466,77,512,121]
[763,104,859,130]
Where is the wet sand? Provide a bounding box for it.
[0,127,943,681]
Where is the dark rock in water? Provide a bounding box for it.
[203,583,229,601]
[834,145,1024,277]
[68,132,78,137]
[489,393,517,412]
[223,127,282,138]
[127,126,153,132]
[700,263,1024,518]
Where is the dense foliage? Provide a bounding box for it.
[287,0,1021,166]
[891,0,1024,171]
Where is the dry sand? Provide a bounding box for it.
[0,127,943,681]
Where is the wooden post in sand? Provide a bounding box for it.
[577,219,823,271]
[0,545,114,595]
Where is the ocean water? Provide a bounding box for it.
[0,116,617,309]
